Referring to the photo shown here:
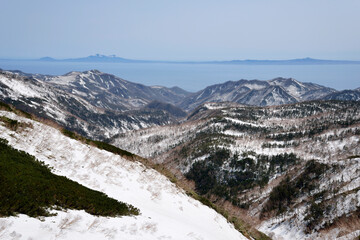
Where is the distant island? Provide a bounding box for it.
[5,54,360,65]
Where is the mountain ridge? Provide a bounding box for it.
[0,70,186,140]
[32,55,360,64]
[179,77,337,110]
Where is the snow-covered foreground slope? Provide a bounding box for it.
[0,110,246,240]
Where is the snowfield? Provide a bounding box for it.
[0,111,247,240]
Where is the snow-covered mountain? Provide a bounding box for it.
[0,109,247,240]
[111,101,360,239]
[39,69,191,110]
[322,88,360,101]
[0,70,186,140]
[179,78,336,110]
[2,68,358,119]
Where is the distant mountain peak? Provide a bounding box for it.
[84,69,103,74]
[179,77,337,110]
[297,57,314,60]
[62,69,106,77]
[268,77,306,88]
[89,54,118,58]
[269,77,296,81]
[63,71,82,76]
[39,56,56,61]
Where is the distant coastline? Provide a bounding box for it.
[2,54,360,65]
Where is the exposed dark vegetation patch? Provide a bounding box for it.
[262,160,328,218]
[0,116,21,130]
[223,121,270,134]
[91,140,134,157]
[0,101,32,119]
[262,141,300,148]
[186,149,298,207]
[0,116,32,131]
[304,201,327,233]
[0,138,139,218]
[61,128,80,140]
[0,101,12,112]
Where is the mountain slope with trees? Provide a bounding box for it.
[112,100,360,239]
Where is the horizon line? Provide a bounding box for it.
[1,54,360,62]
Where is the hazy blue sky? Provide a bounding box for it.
[1,0,360,60]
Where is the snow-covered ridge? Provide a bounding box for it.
[0,71,180,140]
[38,69,191,108]
[178,77,337,110]
[0,110,246,240]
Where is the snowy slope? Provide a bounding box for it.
[112,101,360,239]
[0,110,246,240]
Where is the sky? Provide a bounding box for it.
[1,0,360,61]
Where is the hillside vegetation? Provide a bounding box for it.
[0,138,139,218]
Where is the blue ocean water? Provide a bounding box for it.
[0,60,359,92]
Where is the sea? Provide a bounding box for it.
[0,60,359,92]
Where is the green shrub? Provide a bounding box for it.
[61,128,134,158]
[0,101,12,112]
[0,138,139,218]
[61,128,78,140]
[92,141,134,157]
[0,116,20,130]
